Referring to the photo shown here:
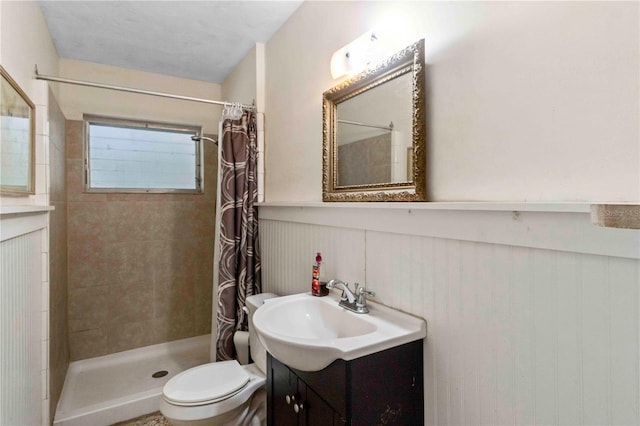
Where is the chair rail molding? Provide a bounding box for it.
[258,202,639,260]
[1,205,54,242]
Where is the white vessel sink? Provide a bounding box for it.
[253,292,426,371]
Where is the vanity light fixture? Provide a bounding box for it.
[330,25,410,79]
[330,30,382,79]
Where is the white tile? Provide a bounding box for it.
[41,369,48,400]
[35,134,47,166]
[42,310,49,343]
[36,105,48,135]
[392,145,399,163]
[41,340,48,370]
[44,135,50,165]
[45,164,50,194]
[41,281,49,316]
[41,252,48,282]
[32,80,49,106]
[35,164,46,191]
[41,227,48,248]
[34,193,48,206]
[258,171,265,197]
[42,398,50,426]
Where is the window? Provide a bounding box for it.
[84,116,202,193]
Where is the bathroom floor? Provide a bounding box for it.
[113,412,170,426]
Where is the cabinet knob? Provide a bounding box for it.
[293,402,304,413]
[285,394,295,405]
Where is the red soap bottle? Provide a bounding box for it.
[311,252,322,296]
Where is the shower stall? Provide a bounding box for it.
[30,71,264,425]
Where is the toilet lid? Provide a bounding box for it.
[163,360,250,405]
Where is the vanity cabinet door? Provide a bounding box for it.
[298,379,343,426]
[268,355,343,425]
[267,355,298,426]
[349,340,424,425]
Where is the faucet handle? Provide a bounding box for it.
[355,284,375,308]
[354,283,374,296]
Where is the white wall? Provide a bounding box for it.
[265,1,639,202]
[221,42,266,199]
[0,1,58,103]
[256,2,640,424]
[222,45,257,108]
[58,59,222,134]
[218,43,269,112]
[0,0,59,207]
[221,43,266,112]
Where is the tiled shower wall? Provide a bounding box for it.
[48,89,68,416]
[337,134,391,186]
[66,120,216,360]
[259,208,640,426]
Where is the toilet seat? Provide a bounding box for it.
[160,293,278,425]
[160,363,266,425]
[163,360,250,406]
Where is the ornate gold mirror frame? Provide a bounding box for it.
[1,65,35,195]
[323,39,426,202]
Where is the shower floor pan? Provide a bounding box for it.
[54,334,211,426]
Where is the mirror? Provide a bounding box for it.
[323,39,425,201]
[1,66,35,195]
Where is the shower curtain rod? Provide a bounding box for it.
[337,119,393,131]
[34,66,255,110]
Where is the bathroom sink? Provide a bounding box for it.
[253,292,426,371]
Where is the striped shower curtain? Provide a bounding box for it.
[215,111,261,361]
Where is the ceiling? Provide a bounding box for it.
[38,1,303,84]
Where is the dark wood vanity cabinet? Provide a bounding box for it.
[267,340,424,426]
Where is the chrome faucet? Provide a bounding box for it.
[326,279,375,314]
[325,279,356,303]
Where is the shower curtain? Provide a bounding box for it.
[215,110,261,361]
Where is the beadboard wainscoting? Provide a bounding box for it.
[259,203,640,426]
[0,207,52,426]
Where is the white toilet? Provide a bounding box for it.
[160,293,278,426]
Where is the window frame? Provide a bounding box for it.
[83,115,203,194]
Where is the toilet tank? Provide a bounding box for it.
[246,293,278,374]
